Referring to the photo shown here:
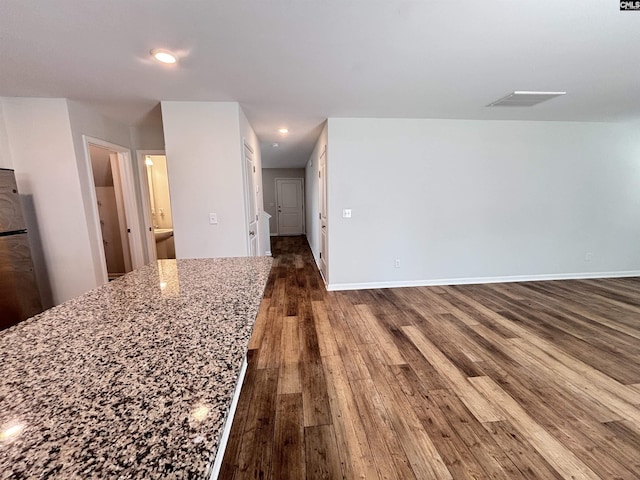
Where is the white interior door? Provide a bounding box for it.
[110,152,145,271]
[276,178,304,236]
[118,151,144,270]
[243,143,258,256]
[109,154,133,273]
[319,147,328,280]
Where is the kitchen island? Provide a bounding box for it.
[0,257,272,479]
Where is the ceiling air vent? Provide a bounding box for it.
[487,91,566,107]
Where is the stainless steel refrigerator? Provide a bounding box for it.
[0,168,42,330]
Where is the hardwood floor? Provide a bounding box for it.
[219,236,640,479]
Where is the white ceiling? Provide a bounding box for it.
[1,1,639,168]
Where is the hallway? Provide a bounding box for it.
[220,236,640,479]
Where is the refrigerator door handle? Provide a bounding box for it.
[0,229,28,237]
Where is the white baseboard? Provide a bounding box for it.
[326,270,640,292]
[318,267,328,287]
[304,235,328,288]
[208,356,248,480]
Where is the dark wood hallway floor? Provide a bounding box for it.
[219,236,640,479]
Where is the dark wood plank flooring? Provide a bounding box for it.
[220,236,640,479]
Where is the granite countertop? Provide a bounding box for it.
[0,257,272,479]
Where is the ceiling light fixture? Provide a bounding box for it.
[278,128,289,134]
[272,143,279,147]
[487,91,566,107]
[150,49,178,64]
[145,156,154,166]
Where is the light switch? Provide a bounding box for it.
[209,213,218,224]
[342,209,352,218]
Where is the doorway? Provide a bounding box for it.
[138,153,175,260]
[276,178,304,236]
[84,137,144,283]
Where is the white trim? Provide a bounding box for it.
[82,138,109,284]
[318,265,328,287]
[208,356,248,480]
[136,150,165,264]
[242,139,258,256]
[306,234,327,287]
[318,146,328,283]
[242,140,254,154]
[326,270,640,292]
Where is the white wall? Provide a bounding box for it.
[2,98,95,306]
[129,104,165,152]
[263,168,305,235]
[129,106,166,264]
[327,118,640,290]
[0,101,13,169]
[161,101,249,258]
[130,120,165,151]
[67,100,135,285]
[305,123,327,265]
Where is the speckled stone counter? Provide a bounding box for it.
[0,257,272,479]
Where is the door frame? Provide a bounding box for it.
[275,177,305,236]
[242,139,258,256]
[136,150,166,263]
[318,144,328,283]
[82,136,144,285]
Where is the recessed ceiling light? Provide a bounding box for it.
[150,49,178,64]
[278,128,289,134]
[272,143,279,148]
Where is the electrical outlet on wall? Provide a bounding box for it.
[395,259,401,268]
[342,209,352,218]
[209,213,218,225]
[585,252,594,262]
